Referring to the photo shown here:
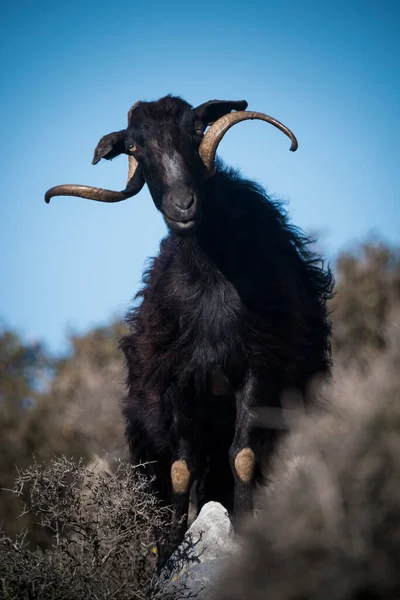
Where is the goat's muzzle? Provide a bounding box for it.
[163,184,200,233]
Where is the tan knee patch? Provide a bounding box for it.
[171,460,190,494]
[234,448,255,482]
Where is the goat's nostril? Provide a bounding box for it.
[186,194,195,210]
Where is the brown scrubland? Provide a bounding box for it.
[1,239,399,598]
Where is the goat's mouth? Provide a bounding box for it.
[165,216,198,233]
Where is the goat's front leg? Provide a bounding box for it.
[229,372,257,529]
[170,438,194,545]
[158,438,195,567]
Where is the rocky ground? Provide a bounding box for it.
[159,502,238,599]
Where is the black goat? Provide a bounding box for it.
[45,95,333,560]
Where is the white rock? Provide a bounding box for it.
[185,501,237,561]
[159,501,238,597]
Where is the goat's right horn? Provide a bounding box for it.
[45,102,144,204]
[199,111,298,176]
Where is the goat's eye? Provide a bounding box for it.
[129,145,138,153]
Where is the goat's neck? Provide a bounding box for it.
[176,216,240,287]
[177,235,223,282]
[176,167,268,287]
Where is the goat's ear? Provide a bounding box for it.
[92,130,127,165]
[193,100,248,126]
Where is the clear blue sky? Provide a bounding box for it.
[0,0,399,353]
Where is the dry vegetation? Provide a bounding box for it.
[0,457,170,599]
[330,239,400,367]
[0,239,399,599]
[0,322,126,544]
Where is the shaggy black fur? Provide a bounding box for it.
[120,122,333,559]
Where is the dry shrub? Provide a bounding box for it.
[212,315,400,600]
[331,240,400,368]
[0,322,127,546]
[0,328,89,545]
[0,457,171,600]
[50,322,128,459]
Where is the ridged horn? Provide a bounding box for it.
[45,103,144,204]
[199,111,298,175]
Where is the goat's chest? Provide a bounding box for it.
[175,275,244,381]
[180,277,241,344]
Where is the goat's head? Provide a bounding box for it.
[45,95,298,235]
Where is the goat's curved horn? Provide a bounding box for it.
[44,157,144,203]
[44,160,144,204]
[199,111,298,175]
[45,102,144,204]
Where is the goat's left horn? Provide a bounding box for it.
[199,111,298,175]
